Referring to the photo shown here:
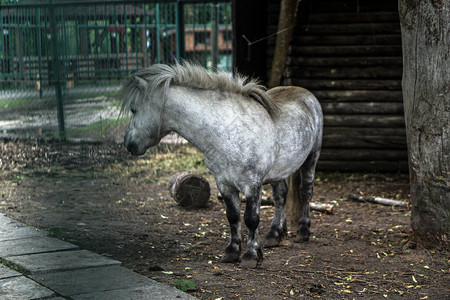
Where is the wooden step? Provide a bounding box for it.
[308,11,400,24]
[298,23,401,35]
[321,102,404,114]
[313,90,403,102]
[284,79,402,90]
[286,56,402,67]
[324,114,405,127]
[293,34,401,46]
[285,66,402,79]
[290,45,402,56]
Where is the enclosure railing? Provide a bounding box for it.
[0,0,232,138]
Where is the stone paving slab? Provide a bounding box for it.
[0,264,21,279]
[0,276,55,299]
[0,236,78,257]
[72,285,194,300]
[0,214,29,230]
[0,215,47,242]
[7,249,121,274]
[0,226,47,242]
[30,265,193,298]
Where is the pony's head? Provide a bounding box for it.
[119,71,168,155]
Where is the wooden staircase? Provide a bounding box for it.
[283,0,407,172]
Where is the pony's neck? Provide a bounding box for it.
[163,86,222,151]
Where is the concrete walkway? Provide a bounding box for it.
[0,214,195,299]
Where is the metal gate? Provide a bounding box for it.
[0,0,232,139]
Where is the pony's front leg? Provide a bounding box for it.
[241,186,263,268]
[218,185,242,263]
[265,181,288,247]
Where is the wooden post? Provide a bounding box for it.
[285,169,301,228]
[268,0,298,88]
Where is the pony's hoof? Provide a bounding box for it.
[220,252,240,263]
[264,229,286,248]
[264,236,281,248]
[239,257,259,268]
[239,249,263,268]
[293,234,309,243]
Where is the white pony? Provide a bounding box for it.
[119,62,323,268]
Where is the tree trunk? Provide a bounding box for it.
[268,0,298,88]
[399,0,450,247]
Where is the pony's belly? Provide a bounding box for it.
[263,153,307,183]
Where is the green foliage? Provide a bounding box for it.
[65,117,128,137]
[47,227,63,237]
[0,258,29,275]
[174,280,197,292]
[0,98,53,112]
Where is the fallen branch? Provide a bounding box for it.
[262,197,334,214]
[310,203,335,214]
[348,194,408,208]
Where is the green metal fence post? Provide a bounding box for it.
[49,0,66,139]
[175,0,185,60]
[36,7,43,99]
[156,3,161,63]
[211,3,218,69]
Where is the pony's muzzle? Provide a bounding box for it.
[125,141,140,156]
[124,133,143,156]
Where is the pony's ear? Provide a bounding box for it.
[132,75,147,94]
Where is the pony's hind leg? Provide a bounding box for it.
[264,181,288,248]
[241,185,263,268]
[218,184,242,263]
[294,150,320,243]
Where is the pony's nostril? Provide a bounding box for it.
[124,135,137,154]
[126,141,138,155]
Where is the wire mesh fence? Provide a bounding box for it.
[0,0,232,140]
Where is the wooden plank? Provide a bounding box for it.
[324,114,405,127]
[293,34,401,46]
[286,56,402,67]
[298,23,401,35]
[309,12,400,24]
[290,45,402,56]
[313,90,403,102]
[317,160,409,172]
[285,66,402,79]
[309,0,398,14]
[319,149,408,161]
[322,134,407,149]
[285,79,402,90]
[321,102,404,114]
[324,127,406,137]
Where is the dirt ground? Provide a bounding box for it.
[0,138,448,299]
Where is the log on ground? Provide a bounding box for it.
[168,172,211,208]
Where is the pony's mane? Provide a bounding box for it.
[118,61,280,118]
